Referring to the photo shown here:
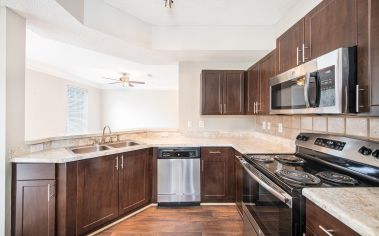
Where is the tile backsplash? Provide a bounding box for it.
[254,115,379,141]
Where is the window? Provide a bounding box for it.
[66,85,88,133]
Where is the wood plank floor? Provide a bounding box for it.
[97,206,243,236]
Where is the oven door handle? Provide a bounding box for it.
[240,160,292,208]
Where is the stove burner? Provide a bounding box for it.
[276,170,321,185]
[248,155,274,163]
[274,155,306,165]
[316,171,359,185]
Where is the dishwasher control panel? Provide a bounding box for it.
[158,147,200,159]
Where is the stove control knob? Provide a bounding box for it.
[296,135,309,141]
[372,150,379,159]
[358,146,372,156]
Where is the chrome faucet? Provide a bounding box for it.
[101,125,112,143]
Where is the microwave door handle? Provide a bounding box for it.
[240,160,292,208]
[304,73,310,108]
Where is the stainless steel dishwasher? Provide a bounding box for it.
[157,147,201,206]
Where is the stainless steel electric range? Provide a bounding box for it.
[241,133,379,236]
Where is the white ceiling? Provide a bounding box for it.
[26,30,179,90]
[104,0,298,26]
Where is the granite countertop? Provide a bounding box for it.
[303,188,379,236]
[10,135,295,163]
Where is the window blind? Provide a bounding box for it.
[66,85,88,133]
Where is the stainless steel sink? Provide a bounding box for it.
[71,145,111,154]
[108,141,140,148]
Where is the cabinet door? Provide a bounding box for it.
[234,154,243,217]
[304,0,357,60]
[119,149,149,215]
[201,70,223,115]
[371,0,379,107]
[201,148,233,202]
[276,19,304,74]
[246,64,260,115]
[223,71,245,115]
[77,155,119,235]
[14,180,55,236]
[259,51,276,114]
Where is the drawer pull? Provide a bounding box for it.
[318,225,335,236]
[209,151,221,154]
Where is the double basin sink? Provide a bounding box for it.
[70,141,140,154]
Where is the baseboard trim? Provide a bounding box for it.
[201,203,236,206]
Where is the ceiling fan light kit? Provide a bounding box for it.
[103,72,146,88]
[164,0,173,8]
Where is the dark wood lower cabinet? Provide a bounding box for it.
[14,180,55,236]
[234,153,243,216]
[306,200,359,236]
[201,147,234,202]
[119,149,149,215]
[76,155,119,235]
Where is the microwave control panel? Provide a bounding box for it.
[318,66,336,107]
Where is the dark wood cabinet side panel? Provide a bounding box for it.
[151,148,158,203]
[201,70,223,115]
[57,162,77,236]
[259,51,276,114]
[304,0,358,60]
[14,180,55,236]
[371,0,379,106]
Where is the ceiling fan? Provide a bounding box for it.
[103,73,146,87]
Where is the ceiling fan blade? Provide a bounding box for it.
[128,83,135,87]
[103,77,118,81]
[128,81,145,84]
[108,82,121,84]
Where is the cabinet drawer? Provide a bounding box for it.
[13,163,55,180]
[306,200,359,236]
[201,147,230,159]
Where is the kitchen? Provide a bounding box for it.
[1,0,379,235]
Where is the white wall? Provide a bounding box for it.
[25,69,101,140]
[178,61,256,132]
[0,7,25,236]
[101,90,178,130]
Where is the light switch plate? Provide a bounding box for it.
[262,121,266,130]
[278,123,283,133]
[199,120,205,128]
[267,122,271,130]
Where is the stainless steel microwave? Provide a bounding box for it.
[270,47,357,114]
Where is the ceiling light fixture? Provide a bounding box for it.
[164,0,173,8]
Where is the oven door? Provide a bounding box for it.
[241,159,294,236]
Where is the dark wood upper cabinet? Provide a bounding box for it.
[76,155,119,235]
[258,51,276,114]
[223,71,245,115]
[201,70,223,115]
[119,149,149,215]
[246,50,276,115]
[14,180,55,236]
[276,19,305,74]
[201,70,245,115]
[304,0,358,60]
[201,147,234,202]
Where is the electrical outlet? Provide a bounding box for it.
[199,120,205,128]
[278,123,283,133]
[187,120,192,128]
[262,121,266,130]
[267,122,271,130]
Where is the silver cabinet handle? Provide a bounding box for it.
[121,155,124,169]
[209,151,221,154]
[356,85,365,113]
[318,225,335,236]
[296,46,301,65]
[115,156,119,170]
[302,43,309,62]
[253,102,256,114]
